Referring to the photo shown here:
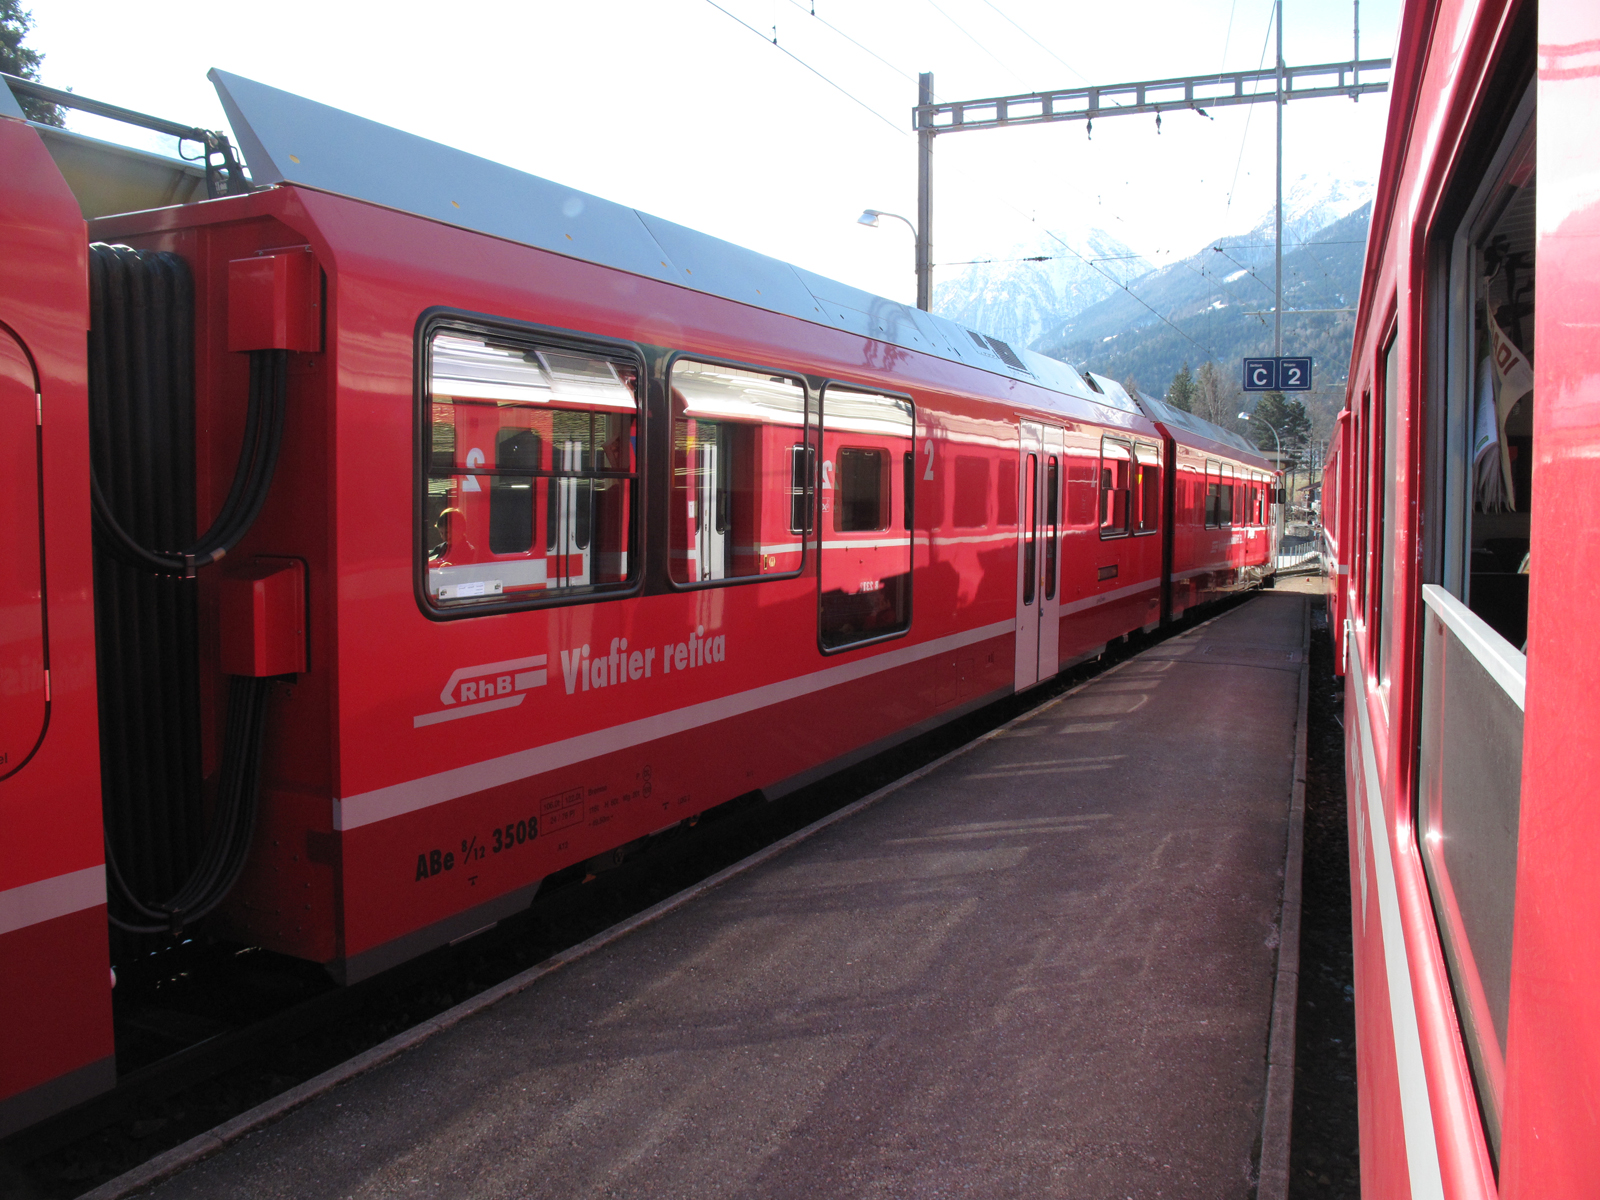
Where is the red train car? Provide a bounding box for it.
[1328,0,1600,1192]
[0,70,1273,1134]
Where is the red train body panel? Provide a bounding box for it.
[0,76,1274,1134]
[1328,0,1600,1192]
[0,115,115,1133]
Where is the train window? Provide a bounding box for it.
[1219,465,1234,526]
[1376,330,1398,680]
[997,457,1019,527]
[788,444,815,534]
[1134,441,1160,534]
[835,448,886,530]
[1099,437,1132,538]
[903,451,915,530]
[1204,459,1221,528]
[1022,453,1038,605]
[1415,80,1536,1163]
[422,328,640,612]
[1044,456,1059,600]
[952,456,989,527]
[819,385,914,650]
[668,360,810,585]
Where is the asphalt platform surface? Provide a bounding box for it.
[136,594,1306,1200]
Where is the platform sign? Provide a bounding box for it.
[1241,356,1313,391]
[1243,358,1277,391]
[1278,357,1312,390]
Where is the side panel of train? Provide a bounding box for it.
[1332,0,1600,1193]
[0,119,115,1136]
[81,184,1194,987]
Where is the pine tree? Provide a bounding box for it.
[1165,362,1196,412]
[1,1,64,126]
[1247,392,1313,468]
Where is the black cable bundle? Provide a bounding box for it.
[86,243,289,939]
[89,289,288,576]
[106,675,275,935]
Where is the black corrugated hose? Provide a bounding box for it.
[86,242,292,936]
[90,345,289,576]
[106,675,275,935]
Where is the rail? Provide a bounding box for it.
[1416,583,1525,1158]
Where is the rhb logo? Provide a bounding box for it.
[413,654,547,728]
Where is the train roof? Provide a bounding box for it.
[205,71,1140,417]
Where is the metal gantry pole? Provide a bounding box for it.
[1275,0,1285,359]
[916,72,934,312]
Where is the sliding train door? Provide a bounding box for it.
[1015,422,1063,691]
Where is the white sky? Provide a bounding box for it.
[26,0,1398,306]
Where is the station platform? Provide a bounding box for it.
[116,593,1308,1200]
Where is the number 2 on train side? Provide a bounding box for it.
[923,439,934,480]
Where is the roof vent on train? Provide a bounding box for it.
[961,328,1032,375]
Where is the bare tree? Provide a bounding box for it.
[1192,361,1225,425]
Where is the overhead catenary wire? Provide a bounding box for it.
[1037,225,1218,361]
[919,0,1033,91]
[1225,5,1278,215]
[975,0,1090,85]
[701,0,907,135]
[783,0,918,84]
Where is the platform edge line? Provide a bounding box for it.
[1257,592,1311,1200]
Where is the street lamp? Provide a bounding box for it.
[1238,410,1283,461]
[858,209,927,311]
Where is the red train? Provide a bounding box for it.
[0,70,1277,1135]
[1326,0,1600,1193]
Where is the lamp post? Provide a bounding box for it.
[858,209,927,310]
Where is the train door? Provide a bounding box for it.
[1015,422,1062,690]
[547,439,592,588]
[0,326,47,779]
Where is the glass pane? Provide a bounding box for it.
[1023,453,1038,605]
[1136,442,1161,532]
[821,387,914,648]
[1044,457,1059,600]
[1100,438,1132,536]
[669,360,809,584]
[425,330,638,608]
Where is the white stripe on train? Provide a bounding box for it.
[1349,624,1446,1200]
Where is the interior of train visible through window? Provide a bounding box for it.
[423,330,641,611]
[668,360,810,585]
[818,386,914,649]
[1416,74,1536,1169]
[1438,85,1536,653]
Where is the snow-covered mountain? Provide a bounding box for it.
[1232,173,1376,247]
[931,175,1373,354]
[932,227,1153,350]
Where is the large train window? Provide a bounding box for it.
[1415,78,1535,1162]
[667,359,810,586]
[1098,437,1132,538]
[1204,459,1222,528]
[1133,440,1160,534]
[819,385,914,650]
[421,326,641,613]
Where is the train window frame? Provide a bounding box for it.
[663,354,814,592]
[816,381,916,654]
[1098,436,1134,540]
[1204,458,1222,529]
[413,310,647,621]
[1133,439,1161,536]
[1377,326,1400,689]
